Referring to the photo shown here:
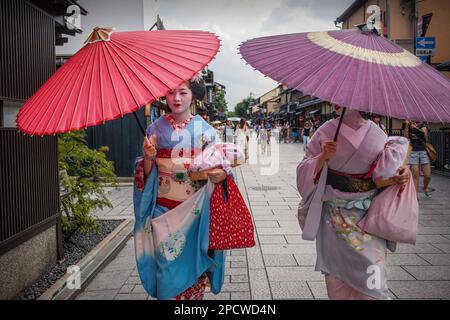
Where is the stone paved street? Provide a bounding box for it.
[76,140,450,300]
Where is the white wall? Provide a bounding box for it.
[56,0,157,55]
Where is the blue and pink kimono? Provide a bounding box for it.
[133,114,226,300]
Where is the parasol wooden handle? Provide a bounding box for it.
[333,107,346,142]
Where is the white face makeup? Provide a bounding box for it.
[166,82,193,114]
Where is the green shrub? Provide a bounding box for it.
[58,130,118,241]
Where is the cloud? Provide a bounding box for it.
[157,0,353,110]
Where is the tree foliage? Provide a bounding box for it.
[58,130,118,241]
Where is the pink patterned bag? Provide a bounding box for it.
[358,137,419,244]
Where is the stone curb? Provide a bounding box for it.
[38,218,134,300]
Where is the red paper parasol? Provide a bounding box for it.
[17,27,220,135]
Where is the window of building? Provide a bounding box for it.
[1,100,23,128]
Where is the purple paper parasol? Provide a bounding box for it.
[240,28,450,123]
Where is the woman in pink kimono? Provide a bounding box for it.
[296,106,410,300]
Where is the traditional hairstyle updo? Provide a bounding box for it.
[188,74,206,101]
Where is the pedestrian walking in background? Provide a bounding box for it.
[257,120,269,154]
[291,126,300,143]
[213,121,224,143]
[301,121,312,150]
[272,122,281,143]
[225,119,235,143]
[404,120,433,197]
[282,122,290,143]
[235,118,250,163]
[265,121,272,145]
[310,118,321,138]
[372,114,387,135]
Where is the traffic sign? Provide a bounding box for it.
[419,56,428,62]
[415,48,435,56]
[416,37,435,49]
[415,37,435,57]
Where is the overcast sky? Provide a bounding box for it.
[153,0,354,111]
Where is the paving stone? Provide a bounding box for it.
[386,254,430,266]
[418,254,450,265]
[258,235,287,244]
[231,274,249,283]
[250,201,269,207]
[131,269,139,276]
[388,281,450,299]
[415,234,450,243]
[294,254,317,266]
[230,249,246,256]
[226,255,247,262]
[103,256,136,272]
[420,220,450,227]
[263,254,298,266]
[117,244,136,257]
[204,292,231,300]
[119,284,135,294]
[307,281,328,300]
[125,276,142,285]
[251,210,274,216]
[432,243,450,253]
[272,209,297,215]
[261,244,316,254]
[258,228,301,235]
[402,266,450,280]
[231,292,251,300]
[85,270,132,290]
[267,201,299,206]
[395,243,443,254]
[255,221,279,228]
[266,266,323,281]
[284,235,310,244]
[231,260,248,268]
[132,285,147,294]
[387,266,417,280]
[246,246,265,269]
[225,268,248,276]
[249,269,271,300]
[417,226,450,235]
[419,214,450,220]
[255,215,297,221]
[221,283,250,292]
[270,281,314,299]
[76,289,119,300]
[114,293,148,300]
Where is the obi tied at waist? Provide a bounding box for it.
[326,168,376,193]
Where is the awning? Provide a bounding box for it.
[309,109,322,115]
[296,98,323,111]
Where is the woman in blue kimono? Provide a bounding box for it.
[133,75,228,300]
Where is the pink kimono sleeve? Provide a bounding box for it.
[296,132,323,197]
[296,132,324,231]
[372,136,409,182]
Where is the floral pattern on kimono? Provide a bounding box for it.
[133,114,226,300]
[296,119,395,300]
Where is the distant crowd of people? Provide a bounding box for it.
[211,112,435,198]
